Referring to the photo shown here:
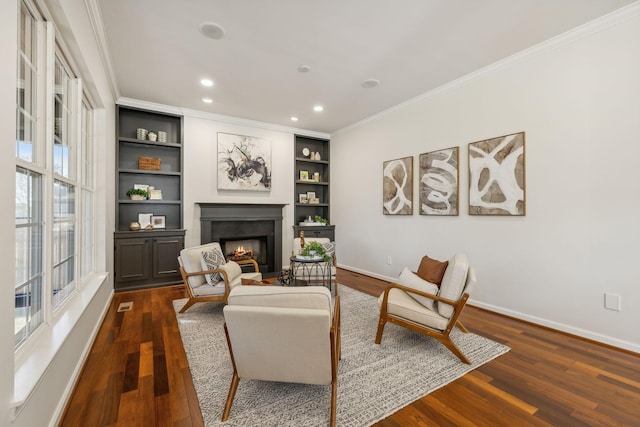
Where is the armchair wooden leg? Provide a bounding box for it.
[330,379,337,427]
[221,371,240,421]
[437,337,471,365]
[179,298,196,314]
[455,320,469,333]
[375,316,387,344]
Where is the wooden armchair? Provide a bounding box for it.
[177,242,261,313]
[375,253,476,364]
[222,285,340,426]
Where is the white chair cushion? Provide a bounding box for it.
[465,267,477,294]
[230,271,262,289]
[228,285,332,312]
[180,242,224,288]
[189,261,261,296]
[437,253,469,318]
[191,283,226,297]
[221,260,242,283]
[378,288,449,331]
[398,267,438,310]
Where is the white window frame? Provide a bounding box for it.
[13,0,104,409]
[15,0,50,351]
[15,0,97,352]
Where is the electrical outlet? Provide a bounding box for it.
[386,256,392,265]
[604,293,621,311]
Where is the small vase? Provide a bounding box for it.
[129,222,141,231]
[148,133,157,141]
[130,194,145,200]
[136,128,148,140]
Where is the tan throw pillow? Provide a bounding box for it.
[416,256,449,286]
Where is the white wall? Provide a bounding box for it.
[331,6,640,352]
[3,0,116,425]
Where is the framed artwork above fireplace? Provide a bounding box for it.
[217,132,272,191]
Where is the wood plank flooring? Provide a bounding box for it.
[58,268,640,426]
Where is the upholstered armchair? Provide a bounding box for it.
[222,285,341,426]
[177,242,262,313]
[375,253,476,364]
[291,237,337,290]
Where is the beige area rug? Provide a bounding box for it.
[173,285,509,426]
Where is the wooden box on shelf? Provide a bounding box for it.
[138,156,161,171]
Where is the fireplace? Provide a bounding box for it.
[198,203,286,275]
[222,238,265,265]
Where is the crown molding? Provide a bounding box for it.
[84,0,119,103]
[117,97,183,115]
[335,1,640,135]
[117,97,331,139]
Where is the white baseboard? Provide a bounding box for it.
[468,299,640,354]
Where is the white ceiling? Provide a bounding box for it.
[97,0,634,134]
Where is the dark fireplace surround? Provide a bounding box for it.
[198,203,285,275]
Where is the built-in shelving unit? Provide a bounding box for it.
[293,135,335,240]
[114,105,185,291]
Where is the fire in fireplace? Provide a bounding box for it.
[222,238,267,267]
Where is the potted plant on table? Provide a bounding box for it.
[300,241,331,263]
[126,188,148,200]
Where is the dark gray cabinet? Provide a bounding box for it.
[292,225,335,240]
[114,230,184,290]
[114,105,185,291]
[294,135,334,240]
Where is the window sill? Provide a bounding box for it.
[12,272,110,408]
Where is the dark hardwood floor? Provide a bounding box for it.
[58,268,640,426]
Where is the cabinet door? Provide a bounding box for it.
[115,238,151,283]
[152,235,184,279]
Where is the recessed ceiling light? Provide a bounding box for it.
[297,65,311,73]
[361,79,380,88]
[313,105,324,112]
[290,116,299,122]
[199,22,225,40]
[200,78,214,87]
[202,97,213,103]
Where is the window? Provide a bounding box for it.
[52,179,75,308]
[16,1,38,164]
[15,2,43,348]
[79,100,95,279]
[15,167,43,347]
[15,0,96,348]
[51,53,77,309]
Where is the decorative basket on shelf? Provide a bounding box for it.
[138,156,161,171]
